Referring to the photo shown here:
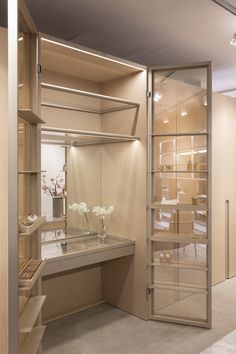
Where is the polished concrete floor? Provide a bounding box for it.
[43,277,236,354]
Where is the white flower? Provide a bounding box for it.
[69,202,90,215]
[92,205,114,218]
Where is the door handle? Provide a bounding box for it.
[225,200,229,279]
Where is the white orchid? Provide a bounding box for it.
[69,202,90,215]
[92,205,114,218]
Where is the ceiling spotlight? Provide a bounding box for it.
[203,95,207,106]
[154,91,163,102]
[180,105,188,117]
[163,115,169,124]
[230,33,236,46]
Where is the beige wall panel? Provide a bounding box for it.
[212,92,236,284]
[0,27,8,354]
[101,71,148,319]
[67,145,101,230]
[42,265,102,322]
[219,95,236,278]
[212,93,225,285]
[41,70,102,131]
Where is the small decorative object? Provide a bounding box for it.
[69,202,90,233]
[22,214,37,226]
[60,241,68,253]
[41,174,65,217]
[159,252,165,265]
[192,196,199,205]
[92,205,114,243]
[187,161,193,171]
[165,251,172,264]
[194,162,199,171]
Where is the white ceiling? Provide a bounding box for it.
[25,0,236,92]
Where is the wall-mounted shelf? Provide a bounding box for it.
[18,109,45,124]
[20,326,46,354]
[18,170,46,174]
[19,259,47,291]
[41,82,140,114]
[41,126,140,147]
[19,216,46,236]
[19,295,46,333]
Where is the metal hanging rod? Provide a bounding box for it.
[41,126,140,141]
[41,82,140,107]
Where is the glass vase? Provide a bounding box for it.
[98,218,106,243]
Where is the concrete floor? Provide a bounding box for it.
[43,277,236,354]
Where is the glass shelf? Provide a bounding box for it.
[41,126,139,147]
[41,83,140,115]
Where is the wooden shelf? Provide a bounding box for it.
[19,296,46,333]
[18,170,46,174]
[19,216,46,236]
[18,109,45,124]
[19,259,47,291]
[20,326,46,354]
[151,203,208,211]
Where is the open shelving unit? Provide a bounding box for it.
[148,64,211,327]
[18,2,47,353]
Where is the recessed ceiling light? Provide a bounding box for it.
[230,33,236,46]
[154,92,163,102]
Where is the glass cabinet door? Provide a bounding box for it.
[148,63,211,327]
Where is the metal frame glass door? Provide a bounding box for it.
[147,63,212,327]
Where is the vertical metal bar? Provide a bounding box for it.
[8,0,19,352]
[207,61,212,328]
[147,70,153,317]
[225,200,230,279]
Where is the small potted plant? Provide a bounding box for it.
[41,174,65,217]
[69,202,90,233]
[92,205,114,243]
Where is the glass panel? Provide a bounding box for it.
[153,68,207,134]
[153,135,208,172]
[153,172,208,205]
[153,266,207,289]
[153,208,207,238]
[152,288,207,322]
[152,241,207,268]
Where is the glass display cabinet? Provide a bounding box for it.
[148,64,211,327]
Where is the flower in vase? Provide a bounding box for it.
[69,202,90,214]
[92,206,114,242]
[69,202,90,232]
[92,205,114,219]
